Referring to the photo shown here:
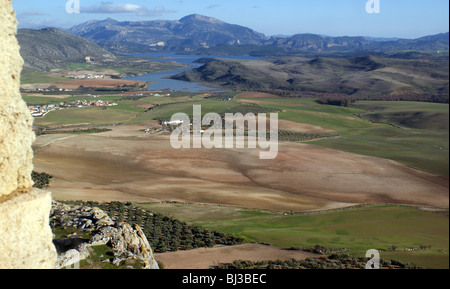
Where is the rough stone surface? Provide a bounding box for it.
[0,190,58,269]
[52,202,159,269]
[91,223,159,269]
[55,249,83,269]
[0,0,57,269]
[51,201,115,230]
[0,0,35,197]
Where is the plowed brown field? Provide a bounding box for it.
[33,126,449,211]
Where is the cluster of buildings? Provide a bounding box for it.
[29,99,118,117]
[152,93,171,97]
[29,104,60,118]
[163,120,184,126]
[21,88,73,93]
[69,99,118,107]
[64,73,106,80]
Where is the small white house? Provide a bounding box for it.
[163,120,184,126]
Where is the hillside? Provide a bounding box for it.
[67,14,448,54]
[68,14,267,53]
[17,28,116,71]
[171,56,449,98]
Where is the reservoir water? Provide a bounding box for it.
[123,53,261,92]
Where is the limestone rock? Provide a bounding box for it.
[55,249,83,269]
[0,0,35,197]
[51,201,114,230]
[0,0,57,269]
[91,222,159,269]
[51,202,159,269]
[0,190,58,269]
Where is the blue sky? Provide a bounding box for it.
[12,0,449,38]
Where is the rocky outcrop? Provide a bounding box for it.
[51,201,115,230]
[51,202,159,269]
[0,0,57,269]
[90,223,159,269]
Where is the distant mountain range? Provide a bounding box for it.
[68,14,267,54]
[17,28,115,71]
[17,14,449,72]
[268,33,449,52]
[67,14,449,54]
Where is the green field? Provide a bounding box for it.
[30,94,251,127]
[236,97,377,133]
[20,72,71,85]
[23,94,125,106]
[235,96,449,176]
[146,100,242,121]
[314,136,449,176]
[34,106,143,127]
[137,203,449,269]
[353,101,449,131]
[318,101,449,176]
[29,94,449,176]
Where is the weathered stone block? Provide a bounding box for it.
[1,0,57,269]
[0,0,35,197]
[0,189,57,269]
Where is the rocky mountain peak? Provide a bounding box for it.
[180,14,224,24]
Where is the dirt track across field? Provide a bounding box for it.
[33,125,449,210]
[236,92,282,99]
[155,244,319,269]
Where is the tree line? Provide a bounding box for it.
[216,254,424,269]
[32,171,53,189]
[230,88,449,104]
[35,127,111,136]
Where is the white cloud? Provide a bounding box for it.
[18,10,46,17]
[16,10,63,29]
[206,4,221,10]
[17,18,69,30]
[81,3,176,17]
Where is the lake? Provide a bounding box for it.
[123,53,261,92]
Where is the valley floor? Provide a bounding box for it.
[33,125,448,211]
[27,88,448,269]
